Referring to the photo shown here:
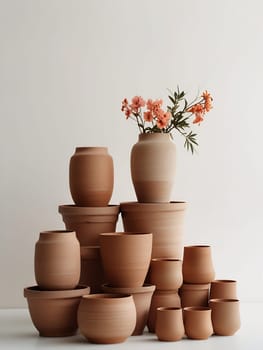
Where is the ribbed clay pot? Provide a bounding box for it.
[209,299,241,336]
[131,133,176,203]
[183,306,213,340]
[24,285,90,337]
[210,280,237,300]
[179,283,210,308]
[58,205,119,246]
[155,307,185,341]
[79,246,104,293]
[102,283,156,335]
[69,147,114,207]
[147,290,181,333]
[149,258,183,291]
[120,201,186,259]
[77,293,136,344]
[182,245,215,284]
[100,232,152,287]
[34,230,80,290]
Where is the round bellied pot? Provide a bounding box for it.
[210,280,237,300]
[100,232,152,288]
[155,307,185,341]
[24,285,90,337]
[120,201,186,259]
[209,299,241,336]
[179,283,210,308]
[102,283,156,335]
[182,245,215,284]
[183,306,213,340]
[34,230,80,290]
[69,147,114,207]
[58,205,119,246]
[77,293,136,344]
[149,258,183,291]
[130,133,176,203]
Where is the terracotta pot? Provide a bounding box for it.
[58,204,119,246]
[34,230,80,290]
[209,299,241,335]
[24,285,90,337]
[79,246,104,293]
[147,290,181,333]
[102,283,156,335]
[155,307,185,341]
[183,306,213,340]
[120,201,186,259]
[149,258,183,291]
[182,245,215,283]
[179,283,210,308]
[131,133,176,202]
[100,232,152,288]
[69,147,114,207]
[210,280,237,300]
[77,293,136,344]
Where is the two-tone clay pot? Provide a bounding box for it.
[183,306,213,340]
[24,285,90,337]
[179,283,210,308]
[69,147,114,206]
[149,258,183,291]
[156,307,185,341]
[210,280,237,300]
[77,293,136,344]
[120,201,186,259]
[58,205,119,246]
[100,232,152,287]
[102,283,156,335]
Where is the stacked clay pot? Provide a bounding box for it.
[24,230,90,337]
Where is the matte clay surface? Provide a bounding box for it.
[155,307,185,341]
[179,283,210,308]
[210,280,237,300]
[183,307,213,340]
[149,258,183,291]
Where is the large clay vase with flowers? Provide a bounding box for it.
[121,90,213,203]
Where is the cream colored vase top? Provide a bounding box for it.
[130,133,176,203]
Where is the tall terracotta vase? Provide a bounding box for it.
[130,133,176,203]
[69,147,114,207]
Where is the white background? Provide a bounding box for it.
[1,0,262,308]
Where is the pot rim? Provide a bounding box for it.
[209,298,239,303]
[180,283,210,290]
[81,293,133,301]
[151,258,182,262]
[184,245,211,249]
[211,279,236,284]
[100,232,152,237]
[75,146,108,152]
[183,306,211,312]
[24,285,90,299]
[120,201,187,212]
[101,283,156,294]
[157,306,182,311]
[58,204,120,216]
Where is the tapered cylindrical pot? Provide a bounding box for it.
[24,285,90,337]
[34,230,80,290]
[155,307,185,341]
[210,280,237,300]
[100,232,152,287]
[131,133,176,202]
[147,290,181,333]
[209,299,241,336]
[58,205,119,246]
[182,245,215,284]
[69,147,114,207]
[179,283,210,308]
[120,201,186,259]
[149,258,183,291]
[80,246,104,293]
[183,306,213,340]
[102,283,156,335]
[77,293,136,344]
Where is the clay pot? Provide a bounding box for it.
[58,204,119,246]
[179,283,210,308]
[34,230,80,290]
[149,258,183,291]
[182,245,215,284]
[24,285,90,337]
[155,307,185,341]
[100,232,152,288]
[210,280,237,300]
[69,147,113,207]
[209,299,241,335]
[183,306,213,340]
[147,290,181,333]
[77,293,136,344]
[131,133,176,202]
[102,283,156,335]
[79,246,104,293]
[120,201,186,259]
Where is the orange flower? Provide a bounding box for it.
[187,103,204,114]
[131,96,146,112]
[193,113,204,124]
[202,90,213,112]
[156,115,169,129]
[143,111,153,122]
[121,98,129,111]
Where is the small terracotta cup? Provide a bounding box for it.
[183,306,213,340]
[210,280,237,300]
[179,283,210,308]
[182,245,215,284]
[149,258,183,291]
[209,299,241,336]
[156,307,185,341]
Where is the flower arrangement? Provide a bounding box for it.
[121,88,213,153]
